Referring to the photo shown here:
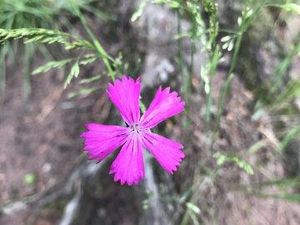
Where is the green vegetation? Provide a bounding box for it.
[0,0,299,224]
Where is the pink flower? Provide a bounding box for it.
[81,76,185,185]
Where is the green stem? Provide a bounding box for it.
[23,44,34,100]
[215,7,258,129]
[177,11,191,128]
[216,31,243,129]
[77,11,115,80]
[0,46,7,103]
[215,2,266,129]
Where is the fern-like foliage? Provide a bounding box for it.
[0,28,93,50]
[32,53,98,88]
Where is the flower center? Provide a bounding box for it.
[131,124,143,134]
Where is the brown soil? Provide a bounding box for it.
[0,64,109,224]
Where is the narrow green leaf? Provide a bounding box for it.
[67,87,97,99]
[274,80,300,105]
[131,0,147,22]
[278,126,300,152]
[64,62,80,88]
[275,3,300,14]
[186,202,200,215]
[32,59,73,75]
[214,152,254,175]
[79,75,101,84]
[79,56,97,65]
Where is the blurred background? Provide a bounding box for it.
[0,0,299,225]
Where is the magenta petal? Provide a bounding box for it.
[81,123,128,161]
[110,134,145,185]
[107,76,141,125]
[142,131,185,174]
[140,87,185,128]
